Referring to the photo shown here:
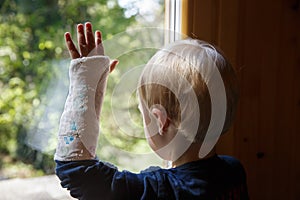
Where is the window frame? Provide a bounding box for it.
[165,0,182,44]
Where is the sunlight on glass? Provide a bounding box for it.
[0,0,165,184]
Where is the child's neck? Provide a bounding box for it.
[171,145,216,168]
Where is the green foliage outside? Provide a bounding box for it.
[0,0,164,178]
[0,0,165,178]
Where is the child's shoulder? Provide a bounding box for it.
[140,166,162,173]
[136,155,244,176]
[217,155,247,182]
[218,155,245,170]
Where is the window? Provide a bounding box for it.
[0,0,180,198]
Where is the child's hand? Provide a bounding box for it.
[65,22,104,59]
[65,22,118,72]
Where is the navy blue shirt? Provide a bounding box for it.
[56,155,249,200]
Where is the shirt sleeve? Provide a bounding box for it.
[56,159,117,199]
[55,160,160,200]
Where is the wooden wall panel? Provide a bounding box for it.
[275,1,300,199]
[240,0,279,198]
[182,0,300,199]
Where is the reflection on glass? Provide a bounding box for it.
[0,0,165,181]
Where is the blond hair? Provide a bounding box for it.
[138,39,239,143]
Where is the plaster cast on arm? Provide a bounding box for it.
[55,56,110,161]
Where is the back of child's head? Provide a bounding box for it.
[138,39,239,148]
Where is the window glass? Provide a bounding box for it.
[0,0,165,182]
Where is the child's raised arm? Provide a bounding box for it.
[54,22,117,161]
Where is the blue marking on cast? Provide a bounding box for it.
[64,136,74,144]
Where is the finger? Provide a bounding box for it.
[95,30,102,46]
[109,60,119,73]
[65,32,80,59]
[85,22,95,49]
[77,24,88,56]
[95,30,105,55]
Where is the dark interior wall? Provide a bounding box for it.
[182,0,300,199]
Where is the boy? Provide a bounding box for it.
[55,22,249,199]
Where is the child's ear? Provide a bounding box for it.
[151,107,170,135]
